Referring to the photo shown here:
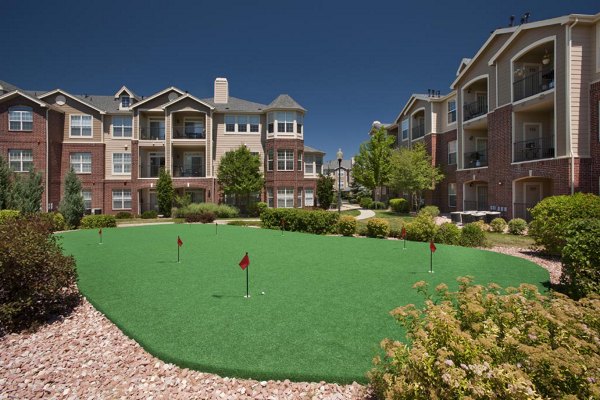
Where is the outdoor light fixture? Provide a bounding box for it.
[542,49,551,65]
[337,148,343,214]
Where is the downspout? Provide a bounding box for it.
[566,18,579,194]
[45,108,49,211]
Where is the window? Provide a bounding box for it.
[304,154,314,174]
[447,100,457,124]
[70,152,92,173]
[297,188,303,208]
[8,149,33,172]
[112,116,132,138]
[267,150,274,171]
[297,113,303,134]
[448,140,457,165]
[249,115,259,132]
[225,115,260,133]
[237,115,248,132]
[113,153,131,174]
[267,188,274,207]
[121,96,130,108]
[297,151,303,171]
[276,112,295,133]
[267,113,274,133]
[70,115,92,137]
[305,189,314,207]
[277,187,294,208]
[448,183,456,208]
[8,106,33,131]
[225,115,236,132]
[277,149,294,171]
[112,189,131,210]
[81,189,92,209]
[401,119,409,140]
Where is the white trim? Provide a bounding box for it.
[0,90,49,108]
[69,114,93,138]
[509,36,556,104]
[410,107,426,141]
[114,86,136,99]
[111,115,133,139]
[129,87,185,109]
[112,152,132,175]
[38,89,105,114]
[160,93,215,110]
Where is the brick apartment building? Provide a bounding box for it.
[0,78,325,214]
[384,12,600,220]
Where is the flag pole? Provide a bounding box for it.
[245,252,249,298]
[403,237,406,250]
[430,249,432,273]
[178,243,180,263]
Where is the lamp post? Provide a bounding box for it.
[337,148,343,214]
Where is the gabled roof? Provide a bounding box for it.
[0,90,50,108]
[393,94,430,123]
[201,96,268,113]
[456,58,472,76]
[160,93,215,110]
[114,86,139,100]
[0,80,21,92]
[38,89,106,114]
[265,94,306,112]
[130,86,185,109]
[303,145,325,154]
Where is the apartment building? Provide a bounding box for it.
[0,78,325,214]
[324,158,354,192]
[386,12,600,220]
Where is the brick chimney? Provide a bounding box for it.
[214,78,229,104]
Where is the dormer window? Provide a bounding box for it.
[121,96,130,108]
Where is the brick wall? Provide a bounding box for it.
[436,130,457,213]
[264,138,307,207]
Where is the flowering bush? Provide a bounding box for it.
[405,215,437,242]
[366,218,390,238]
[370,278,600,399]
[337,215,357,236]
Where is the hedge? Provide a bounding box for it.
[260,208,339,235]
[80,215,117,229]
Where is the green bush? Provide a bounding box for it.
[370,278,600,400]
[337,215,357,236]
[370,201,386,210]
[0,209,20,224]
[39,212,66,232]
[141,210,158,219]
[0,216,79,334]
[357,225,368,237]
[260,208,339,235]
[175,203,239,219]
[508,218,527,235]
[561,219,600,299]
[489,217,507,233]
[472,219,490,232]
[255,202,268,216]
[80,215,117,229]
[459,222,488,247]
[366,218,390,238]
[115,211,133,219]
[389,198,409,213]
[359,197,373,209]
[418,205,440,218]
[404,215,437,242]
[185,211,215,223]
[529,193,600,255]
[434,222,460,245]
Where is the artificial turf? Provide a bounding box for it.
[59,224,549,384]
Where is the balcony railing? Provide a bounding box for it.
[513,202,537,222]
[412,124,425,139]
[513,68,554,102]
[463,200,488,212]
[513,136,554,162]
[140,127,165,140]
[463,149,488,168]
[172,125,206,139]
[173,165,206,178]
[463,97,488,121]
[140,164,162,178]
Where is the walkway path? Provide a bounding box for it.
[355,209,375,220]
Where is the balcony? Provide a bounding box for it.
[463,97,488,121]
[172,125,206,140]
[513,136,554,162]
[140,127,165,141]
[463,149,488,169]
[513,68,554,102]
[140,164,161,178]
[173,164,206,178]
[412,124,425,139]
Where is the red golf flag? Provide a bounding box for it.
[401,226,406,239]
[177,236,183,247]
[239,253,250,270]
[430,241,437,253]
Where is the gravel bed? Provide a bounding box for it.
[485,246,562,285]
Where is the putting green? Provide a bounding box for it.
[59,224,549,383]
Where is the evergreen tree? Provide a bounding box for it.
[316,174,335,210]
[59,169,85,227]
[217,145,264,212]
[10,169,44,214]
[0,156,13,210]
[157,168,174,217]
[352,127,395,202]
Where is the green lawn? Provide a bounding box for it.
[59,224,549,383]
[339,209,361,217]
[359,210,414,231]
[486,232,535,248]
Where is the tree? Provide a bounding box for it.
[389,143,444,211]
[59,169,85,228]
[316,174,335,210]
[10,168,44,214]
[352,127,395,202]
[217,145,264,213]
[0,156,13,210]
[157,167,174,217]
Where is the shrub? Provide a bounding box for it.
[115,211,133,219]
[141,210,158,219]
[370,201,386,210]
[459,222,488,247]
[185,211,215,223]
[418,205,440,218]
[175,203,239,219]
[58,169,85,228]
[389,198,409,213]
[472,219,490,232]
[404,215,437,242]
[80,215,117,229]
[0,209,20,224]
[366,218,390,238]
[260,208,339,235]
[434,222,460,245]
[39,212,66,232]
[370,278,600,400]
[337,215,357,236]
[357,225,368,236]
[489,217,507,233]
[359,197,373,209]
[508,218,528,235]
[529,193,600,255]
[255,202,268,216]
[561,219,600,299]
[247,201,267,217]
[0,216,79,334]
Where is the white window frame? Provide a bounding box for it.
[70,114,93,137]
[120,96,130,108]
[70,152,92,174]
[448,140,457,165]
[277,187,294,208]
[8,149,33,172]
[112,152,132,175]
[274,112,296,134]
[112,116,133,138]
[304,154,314,174]
[81,189,92,210]
[448,183,457,208]
[267,188,274,207]
[296,187,303,208]
[8,106,33,131]
[447,100,457,124]
[401,119,409,141]
[304,188,314,207]
[225,114,260,134]
[297,150,303,171]
[267,150,274,171]
[112,189,132,210]
[277,149,294,171]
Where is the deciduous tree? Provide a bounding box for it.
[352,127,395,202]
[217,145,264,212]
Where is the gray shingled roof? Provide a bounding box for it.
[201,96,268,113]
[0,80,22,92]
[266,94,306,111]
[303,145,325,154]
[74,95,123,113]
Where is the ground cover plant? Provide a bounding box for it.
[59,224,548,383]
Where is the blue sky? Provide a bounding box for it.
[1,0,598,160]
